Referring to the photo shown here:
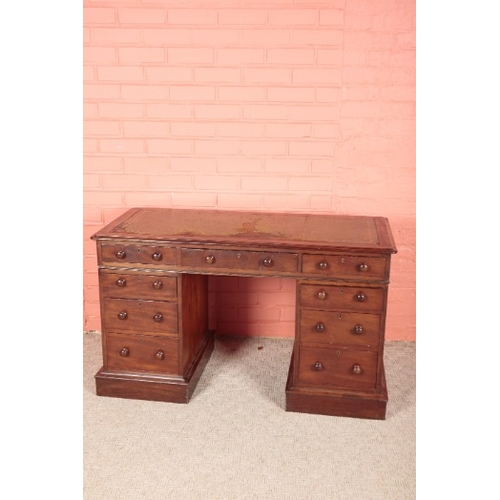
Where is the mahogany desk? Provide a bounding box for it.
[91,208,397,419]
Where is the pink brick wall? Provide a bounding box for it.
[83,0,416,341]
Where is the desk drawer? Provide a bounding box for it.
[100,243,177,266]
[180,248,298,274]
[103,298,178,335]
[299,284,385,313]
[105,333,179,375]
[99,270,177,300]
[297,346,377,390]
[302,254,388,280]
[299,309,380,348]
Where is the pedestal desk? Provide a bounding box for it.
[91,208,397,419]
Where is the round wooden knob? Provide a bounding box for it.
[116,277,126,287]
[262,258,273,267]
[358,263,369,272]
[117,311,128,320]
[318,261,329,270]
[314,361,323,371]
[152,280,163,290]
[155,350,165,360]
[115,250,126,259]
[119,347,129,357]
[354,324,364,335]
[205,255,216,264]
[153,313,163,322]
[315,322,325,332]
[352,364,362,375]
[317,290,327,300]
[356,292,366,302]
[152,252,162,261]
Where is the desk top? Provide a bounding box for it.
[92,208,397,254]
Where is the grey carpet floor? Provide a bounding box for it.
[83,332,415,500]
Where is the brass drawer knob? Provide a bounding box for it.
[205,255,216,264]
[152,280,163,290]
[262,257,273,267]
[119,347,129,357]
[152,252,162,261]
[352,364,362,375]
[153,313,163,322]
[356,292,366,302]
[116,277,126,287]
[155,350,165,360]
[314,361,323,371]
[115,250,126,259]
[353,324,364,335]
[117,311,128,320]
[358,263,369,272]
[317,290,327,300]
[318,260,329,270]
[315,322,325,332]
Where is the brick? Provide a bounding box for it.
[217,158,262,173]
[84,83,120,99]
[219,86,265,102]
[143,28,193,45]
[319,9,344,26]
[118,8,166,24]
[242,175,287,191]
[170,86,215,101]
[290,105,340,121]
[289,176,333,191]
[267,87,315,102]
[124,157,169,174]
[242,105,288,120]
[148,175,192,190]
[147,139,193,154]
[121,85,169,100]
[268,9,318,25]
[84,120,121,136]
[218,49,264,65]
[99,103,144,118]
[171,122,216,137]
[313,124,341,139]
[243,68,290,84]
[84,139,98,153]
[84,66,95,81]
[293,68,341,84]
[171,192,218,207]
[241,140,287,156]
[84,103,98,118]
[265,123,311,138]
[241,29,290,46]
[217,194,263,209]
[123,121,169,138]
[84,47,116,63]
[90,28,142,44]
[267,49,314,65]
[217,122,263,138]
[195,68,240,83]
[195,104,241,120]
[99,139,145,153]
[316,88,341,102]
[195,139,240,156]
[264,159,310,174]
[97,66,143,82]
[84,8,115,25]
[125,191,172,207]
[194,175,239,190]
[218,9,267,25]
[316,49,343,65]
[102,174,148,189]
[84,174,100,188]
[168,48,213,64]
[84,190,124,207]
[168,9,218,25]
[292,29,343,46]
[146,104,192,119]
[289,141,335,157]
[192,29,240,46]
[118,47,165,63]
[171,158,216,172]
[310,195,333,210]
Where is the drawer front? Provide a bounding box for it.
[100,243,177,266]
[299,309,380,348]
[103,298,178,335]
[180,248,298,274]
[105,333,178,375]
[302,254,388,280]
[99,270,177,300]
[299,284,385,313]
[297,346,377,390]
